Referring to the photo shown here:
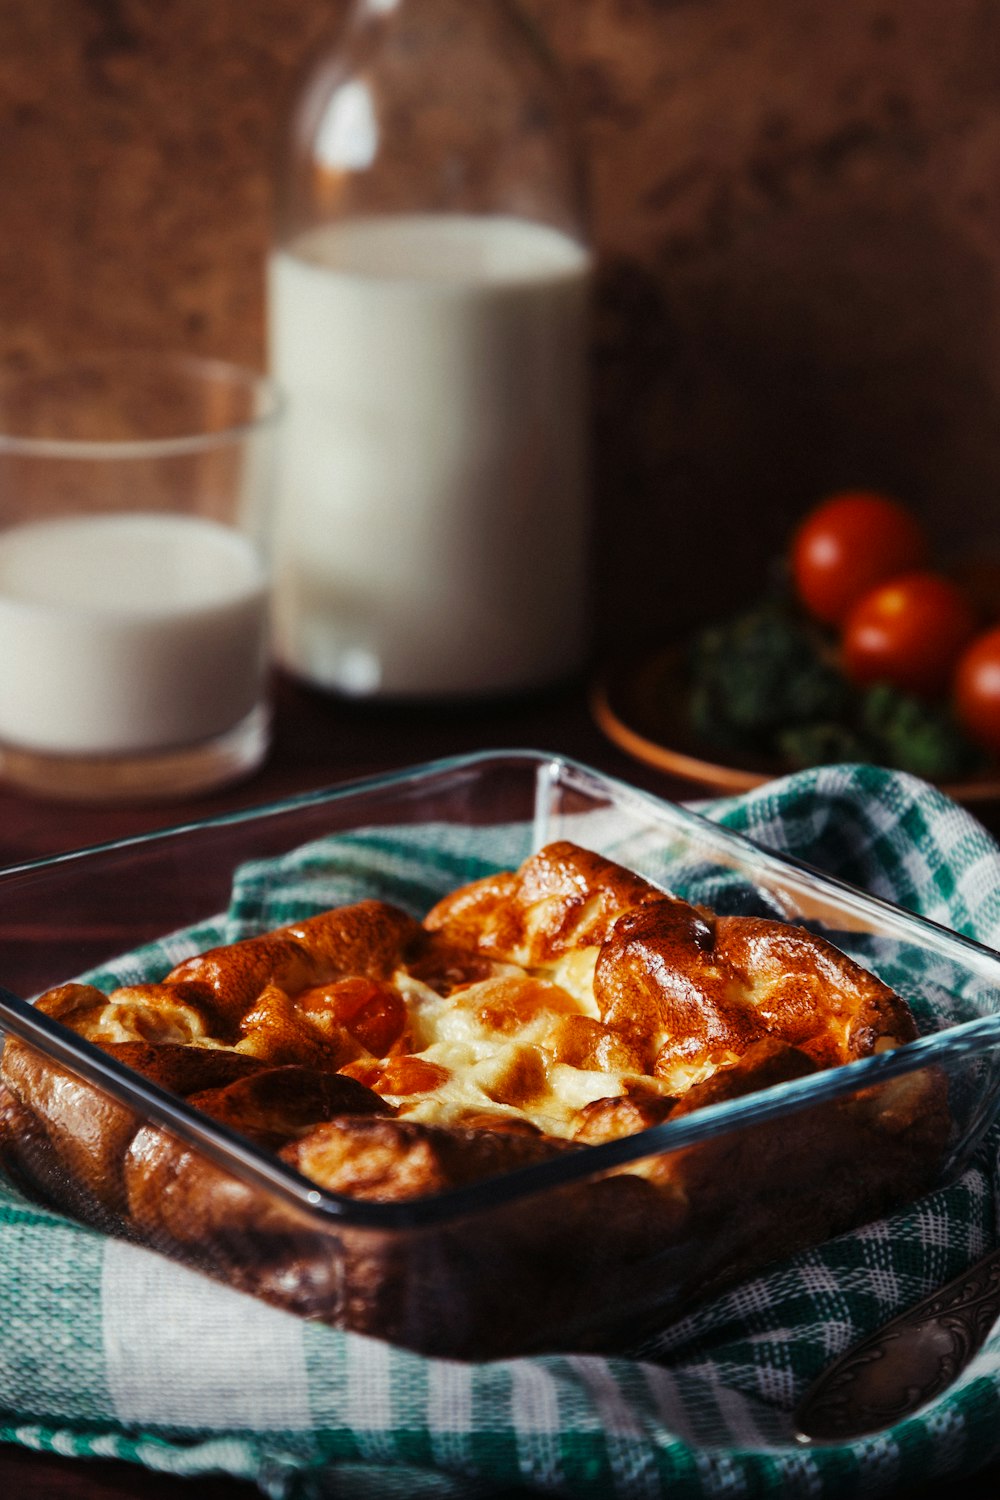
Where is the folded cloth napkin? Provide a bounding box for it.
[3,762,1000,1500]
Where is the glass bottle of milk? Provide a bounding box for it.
[268,0,592,698]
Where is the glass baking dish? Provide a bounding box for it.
[1,749,999,1360]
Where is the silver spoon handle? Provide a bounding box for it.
[794,1247,1000,1443]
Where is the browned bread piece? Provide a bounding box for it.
[427,840,917,1090]
[0,840,947,1356]
[0,981,269,1225]
[164,899,424,1030]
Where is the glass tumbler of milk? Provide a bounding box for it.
[0,351,282,802]
[269,0,592,699]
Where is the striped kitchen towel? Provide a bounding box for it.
[2,762,1000,1499]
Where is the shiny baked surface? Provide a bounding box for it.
[1,840,922,1200]
[0,838,949,1357]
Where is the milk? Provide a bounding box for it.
[268,214,591,697]
[0,512,269,755]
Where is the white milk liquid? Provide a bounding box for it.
[268,214,591,697]
[0,512,269,755]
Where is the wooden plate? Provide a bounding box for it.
[590,644,1000,804]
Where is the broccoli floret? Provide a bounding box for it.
[683,594,989,780]
[685,597,987,779]
[687,598,848,747]
[859,683,983,782]
[775,720,872,769]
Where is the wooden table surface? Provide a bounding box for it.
[2,669,999,1499]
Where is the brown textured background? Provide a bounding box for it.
[4,0,1000,650]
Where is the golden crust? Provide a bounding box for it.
[0,840,949,1356]
[185,1066,392,1148]
[596,904,916,1083]
[283,1117,574,1201]
[165,899,422,1027]
[424,841,663,965]
[0,1035,266,1223]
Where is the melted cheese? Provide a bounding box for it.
[377,963,660,1136]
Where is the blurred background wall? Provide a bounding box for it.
[2,0,1000,652]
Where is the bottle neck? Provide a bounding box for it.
[275,0,589,247]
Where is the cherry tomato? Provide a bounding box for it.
[954,625,1000,755]
[791,490,929,626]
[841,572,977,698]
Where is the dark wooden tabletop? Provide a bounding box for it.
[2,669,999,1499]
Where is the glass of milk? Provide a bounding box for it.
[0,351,282,801]
[269,0,593,699]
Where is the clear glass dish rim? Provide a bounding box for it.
[1,746,999,1232]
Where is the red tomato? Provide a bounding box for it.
[954,625,1000,754]
[791,490,929,626]
[841,572,977,697]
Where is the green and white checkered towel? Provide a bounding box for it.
[3,762,1000,1499]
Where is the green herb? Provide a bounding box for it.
[685,597,986,781]
[775,720,871,769]
[687,597,848,750]
[859,683,983,782]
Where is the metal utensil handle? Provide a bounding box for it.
[795,1247,1000,1443]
